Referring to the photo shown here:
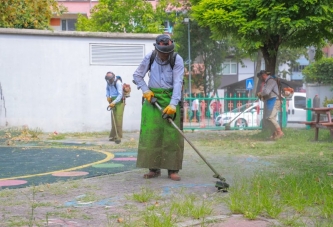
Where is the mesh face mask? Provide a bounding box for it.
[153,34,174,54]
[105,72,115,85]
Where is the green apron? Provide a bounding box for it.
[136,88,184,170]
[109,98,125,139]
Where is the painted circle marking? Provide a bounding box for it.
[52,171,89,177]
[92,163,124,168]
[113,157,137,161]
[0,180,27,187]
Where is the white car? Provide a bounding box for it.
[215,102,264,128]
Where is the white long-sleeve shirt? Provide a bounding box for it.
[133,51,184,106]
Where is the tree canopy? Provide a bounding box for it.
[302,58,333,84]
[0,0,65,29]
[173,18,246,97]
[76,0,172,33]
[191,0,333,74]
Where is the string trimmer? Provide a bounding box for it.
[107,106,121,144]
[225,99,260,130]
[151,97,229,192]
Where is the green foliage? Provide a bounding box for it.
[0,0,66,29]
[76,0,172,33]
[191,0,333,73]
[173,16,247,96]
[302,58,333,84]
[323,96,333,115]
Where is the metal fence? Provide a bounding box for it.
[183,93,287,131]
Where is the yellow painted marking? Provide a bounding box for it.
[0,149,114,181]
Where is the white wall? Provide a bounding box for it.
[306,83,333,107]
[238,58,255,81]
[0,28,157,132]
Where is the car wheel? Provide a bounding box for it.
[234,118,247,130]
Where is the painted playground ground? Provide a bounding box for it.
[0,140,137,189]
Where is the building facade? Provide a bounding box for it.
[0,28,157,132]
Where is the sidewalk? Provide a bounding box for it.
[0,131,276,227]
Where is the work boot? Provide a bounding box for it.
[143,169,161,179]
[168,170,181,181]
[274,128,284,140]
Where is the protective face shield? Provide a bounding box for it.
[257,70,267,78]
[153,34,175,54]
[105,72,115,85]
[257,70,268,81]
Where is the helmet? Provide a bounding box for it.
[105,72,115,85]
[257,70,266,77]
[153,34,174,54]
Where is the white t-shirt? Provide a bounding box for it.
[192,99,199,111]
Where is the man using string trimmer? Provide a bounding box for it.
[257,70,284,140]
[132,34,185,181]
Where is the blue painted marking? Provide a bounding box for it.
[65,183,217,207]
[114,152,137,157]
[162,183,214,196]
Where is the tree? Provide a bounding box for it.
[76,0,171,33]
[0,0,65,29]
[191,0,333,74]
[173,16,247,98]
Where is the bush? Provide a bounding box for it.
[302,58,333,84]
[323,97,333,115]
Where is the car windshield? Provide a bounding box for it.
[229,102,256,113]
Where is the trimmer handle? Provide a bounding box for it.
[150,97,176,120]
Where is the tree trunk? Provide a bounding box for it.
[260,45,279,132]
[254,50,262,94]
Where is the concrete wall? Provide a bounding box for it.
[306,83,333,107]
[0,28,157,132]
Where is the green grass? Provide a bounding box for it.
[206,128,333,225]
[128,187,161,203]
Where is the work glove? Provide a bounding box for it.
[163,105,176,115]
[143,90,154,102]
[109,102,116,108]
[107,97,112,103]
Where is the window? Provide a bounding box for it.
[61,19,77,31]
[222,59,237,75]
[292,65,306,72]
[261,60,266,70]
[294,96,306,109]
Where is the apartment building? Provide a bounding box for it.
[51,0,99,31]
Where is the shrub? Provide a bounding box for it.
[302,58,333,84]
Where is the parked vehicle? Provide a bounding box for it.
[214,92,306,129]
[287,92,307,123]
[215,102,264,128]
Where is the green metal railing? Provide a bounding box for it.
[183,94,287,131]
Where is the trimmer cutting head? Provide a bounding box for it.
[215,181,229,192]
[213,174,229,192]
[114,139,121,144]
